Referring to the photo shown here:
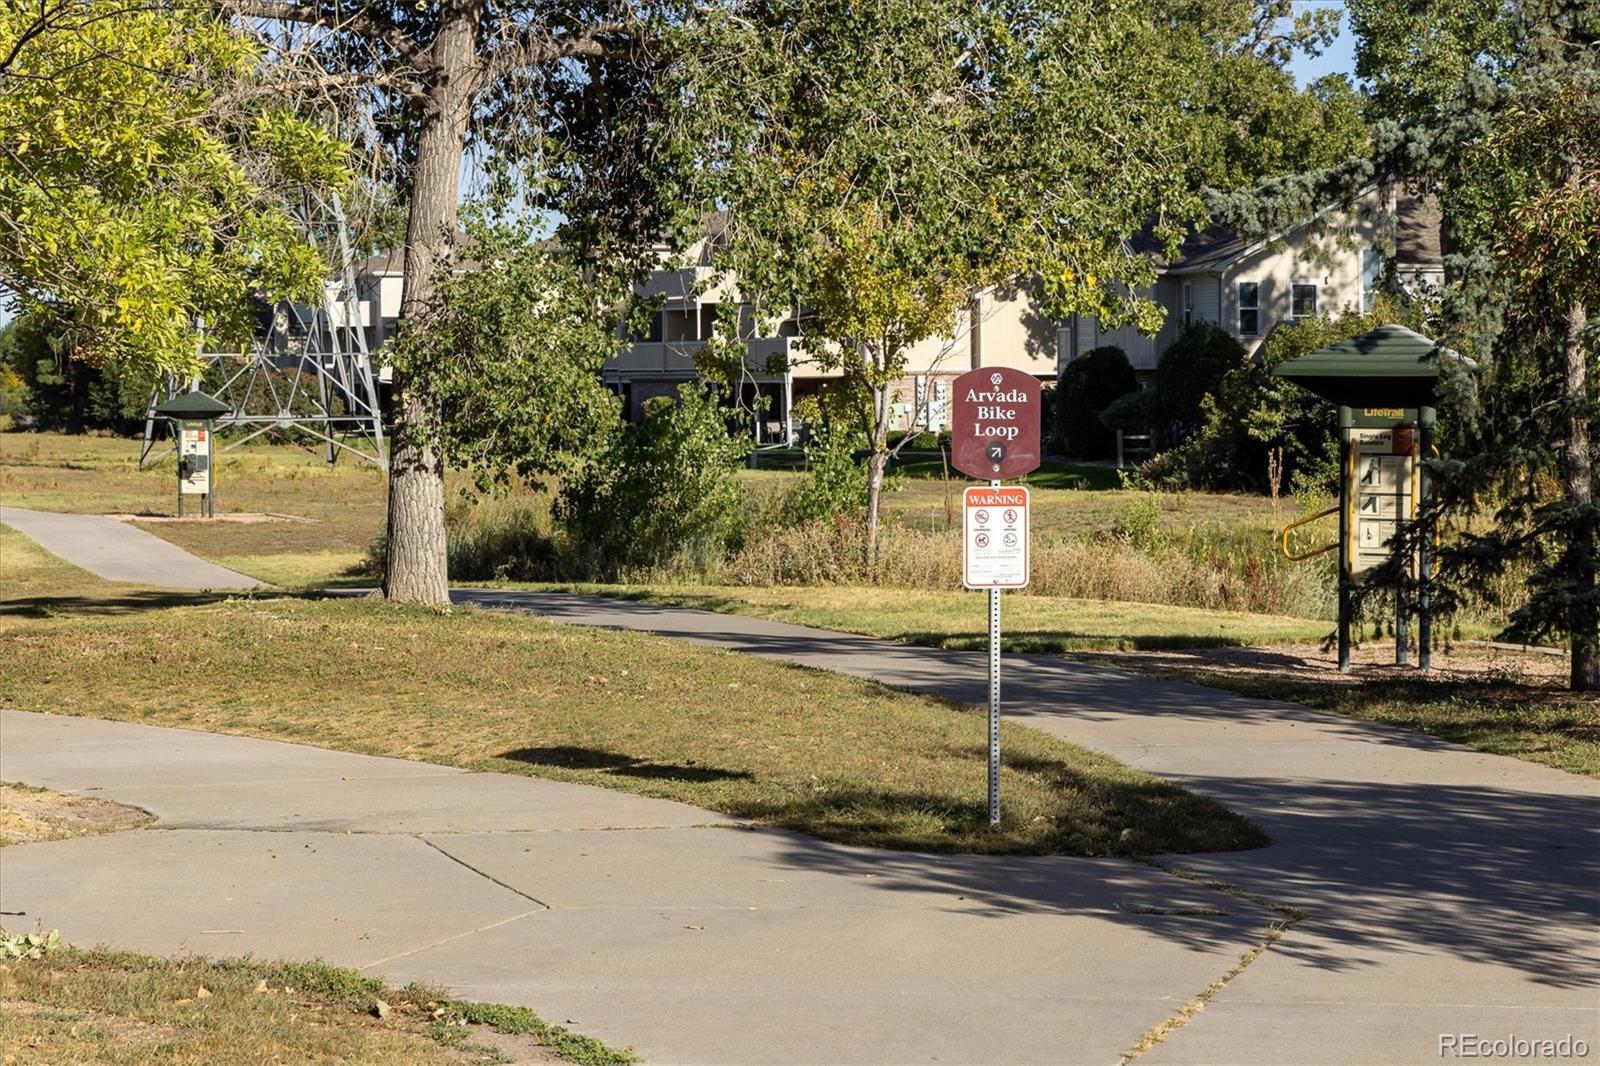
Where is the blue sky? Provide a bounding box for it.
[1288,1,1357,87]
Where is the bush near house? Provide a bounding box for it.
[556,384,751,579]
[1138,300,1420,494]
[1153,322,1246,441]
[1057,345,1136,459]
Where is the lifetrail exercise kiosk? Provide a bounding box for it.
[152,390,231,518]
[1272,325,1443,673]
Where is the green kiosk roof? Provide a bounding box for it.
[153,390,231,419]
[1271,324,1443,408]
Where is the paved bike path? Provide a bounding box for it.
[451,589,1600,1064]
[0,504,263,589]
[1,520,1595,1061]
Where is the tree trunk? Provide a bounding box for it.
[1563,296,1597,691]
[865,445,886,569]
[863,376,891,570]
[382,10,478,607]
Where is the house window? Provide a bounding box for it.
[1182,282,1193,327]
[1237,282,1259,336]
[1362,249,1382,313]
[1292,283,1318,320]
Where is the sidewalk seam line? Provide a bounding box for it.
[416,834,553,909]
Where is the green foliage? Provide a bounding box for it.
[440,1002,638,1066]
[1057,346,1136,459]
[0,312,154,434]
[784,422,869,524]
[1140,301,1418,492]
[683,0,1222,547]
[1344,0,1600,685]
[1154,323,1246,436]
[1099,388,1157,435]
[0,927,60,960]
[556,386,751,579]
[387,218,624,493]
[0,2,341,374]
[445,499,558,583]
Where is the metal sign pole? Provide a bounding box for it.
[987,478,1002,827]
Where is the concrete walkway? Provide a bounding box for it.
[0,505,263,590]
[1,559,1596,1060]
[450,590,1600,1064]
[2,709,1278,1064]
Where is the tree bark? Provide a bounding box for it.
[382,6,479,607]
[1563,295,1597,691]
[863,365,891,571]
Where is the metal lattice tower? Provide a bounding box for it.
[141,191,387,469]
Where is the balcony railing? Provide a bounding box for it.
[608,337,799,376]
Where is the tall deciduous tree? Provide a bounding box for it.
[220,0,690,605]
[681,0,1213,560]
[0,0,339,370]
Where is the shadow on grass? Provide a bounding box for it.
[0,590,238,617]
[498,745,755,783]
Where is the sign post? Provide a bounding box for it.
[153,390,231,519]
[952,368,1041,826]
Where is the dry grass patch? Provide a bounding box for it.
[0,947,629,1065]
[0,783,152,845]
[0,535,1262,857]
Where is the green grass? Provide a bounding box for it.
[2,430,1284,584]
[1,431,386,587]
[497,580,1596,778]
[506,582,1333,652]
[0,525,1263,857]
[0,946,634,1065]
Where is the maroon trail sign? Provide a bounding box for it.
[951,367,1043,480]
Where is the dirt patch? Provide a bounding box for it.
[1084,639,1570,690]
[107,512,315,524]
[0,784,153,845]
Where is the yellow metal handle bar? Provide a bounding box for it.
[1279,505,1339,562]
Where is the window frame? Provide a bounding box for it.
[1182,281,1194,327]
[1237,281,1260,336]
[1291,282,1319,321]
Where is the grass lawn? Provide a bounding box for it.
[0,947,632,1065]
[1,431,387,587]
[0,526,1263,857]
[511,582,1332,652]
[3,431,1288,582]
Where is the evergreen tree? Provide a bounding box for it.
[1211,0,1599,688]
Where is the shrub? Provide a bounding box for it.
[784,422,868,523]
[0,312,155,434]
[1057,346,1136,458]
[1099,388,1156,434]
[1153,322,1244,437]
[556,385,750,579]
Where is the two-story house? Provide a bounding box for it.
[604,218,1061,444]
[1065,188,1444,375]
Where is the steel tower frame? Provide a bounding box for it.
[141,191,387,469]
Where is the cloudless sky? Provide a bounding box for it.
[1288,1,1357,87]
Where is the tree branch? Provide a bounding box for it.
[215,0,429,68]
[485,20,629,78]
